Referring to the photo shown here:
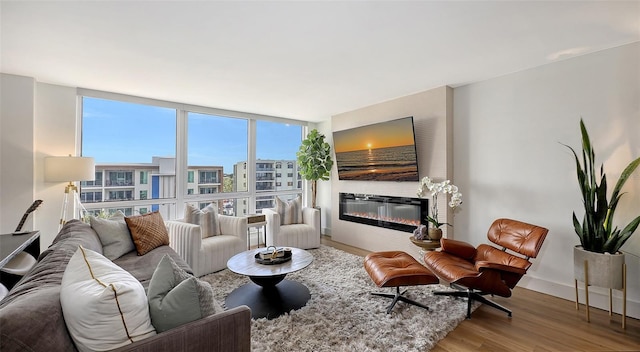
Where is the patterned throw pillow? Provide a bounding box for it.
[60,246,156,351]
[125,211,170,256]
[148,255,222,332]
[275,195,302,225]
[183,203,220,238]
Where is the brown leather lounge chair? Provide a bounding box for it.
[423,218,548,318]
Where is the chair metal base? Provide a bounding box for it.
[371,286,430,314]
[433,286,512,319]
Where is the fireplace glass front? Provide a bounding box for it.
[339,193,428,233]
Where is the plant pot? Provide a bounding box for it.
[428,228,443,241]
[573,245,624,289]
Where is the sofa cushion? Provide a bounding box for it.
[184,203,220,238]
[148,255,221,332]
[114,245,193,291]
[60,246,156,352]
[126,211,170,255]
[275,195,302,225]
[90,211,135,260]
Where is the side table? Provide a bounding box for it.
[246,214,267,250]
[409,236,440,265]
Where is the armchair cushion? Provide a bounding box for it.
[275,195,302,225]
[440,238,477,261]
[126,211,170,256]
[148,255,222,333]
[184,203,220,238]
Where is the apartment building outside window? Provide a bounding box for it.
[81,94,304,219]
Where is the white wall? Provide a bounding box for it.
[0,74,35,233]
[453,42,640,318]
[34,83,78,247]
[330,86,453,256]
[0,74,77,245]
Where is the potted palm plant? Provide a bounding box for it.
[564,119,640,292]
[296,129,333,208]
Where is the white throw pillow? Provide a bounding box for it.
[60,246,156,352]
[184,203,220,238]
[90,211,135,260]
[275,195,303,225]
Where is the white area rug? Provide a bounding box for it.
[200,245,476,352]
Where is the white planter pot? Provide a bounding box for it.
[573,245,624,289]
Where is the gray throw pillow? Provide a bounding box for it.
[90,211,135,260]
[148,255,222,332]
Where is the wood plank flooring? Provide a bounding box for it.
[321,236,640,352]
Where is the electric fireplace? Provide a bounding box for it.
[339,193,428,233]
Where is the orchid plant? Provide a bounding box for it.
[417,176,463,229]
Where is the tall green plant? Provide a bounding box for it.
[296,129,333,208]
[563,119,640,253]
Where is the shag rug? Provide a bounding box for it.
[200,245,477,352]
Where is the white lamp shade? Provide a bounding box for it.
[45,156,95,182]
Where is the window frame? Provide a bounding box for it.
[78,89,309,219]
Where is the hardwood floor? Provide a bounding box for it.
[321,236,640,352]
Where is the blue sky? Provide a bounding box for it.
[82,97,302,172]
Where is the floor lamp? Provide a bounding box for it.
[45,155,95,231]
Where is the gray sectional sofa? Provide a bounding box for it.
[0,220,251,352]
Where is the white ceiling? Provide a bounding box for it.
[2,1,639,122]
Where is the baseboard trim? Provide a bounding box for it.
[519,276,639,319]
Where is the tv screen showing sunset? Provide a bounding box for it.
[333,116,419,181]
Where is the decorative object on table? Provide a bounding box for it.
[413,224,427,240]
[13,199,42,234]
[563,119,640,329]
[44,155,95,231]
[296,129,333,208]
[255,246,292,265]
[417,176,463,240]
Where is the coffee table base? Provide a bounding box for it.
[225,279,311,320]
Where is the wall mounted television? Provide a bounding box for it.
[333,116,419,181]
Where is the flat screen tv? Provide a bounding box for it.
[333,116,419,181]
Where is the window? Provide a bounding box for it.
[80,191,102,203]
[199,171,219,184]
[81,93,306,221]
[81,172,103,187]
[256,121,302,195]
[187,113,247,195]
[139,171,148,185]
[108,190,133,201]
[139,207,148,214]
[200,187,216,194]
[287,173,293,177]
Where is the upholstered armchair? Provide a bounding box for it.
[423,218,548,318]
[263,207,321,249]
[166,214,248,277]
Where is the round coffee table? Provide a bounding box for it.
[225,247,314,319]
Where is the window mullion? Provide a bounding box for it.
[175,109,188,219]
